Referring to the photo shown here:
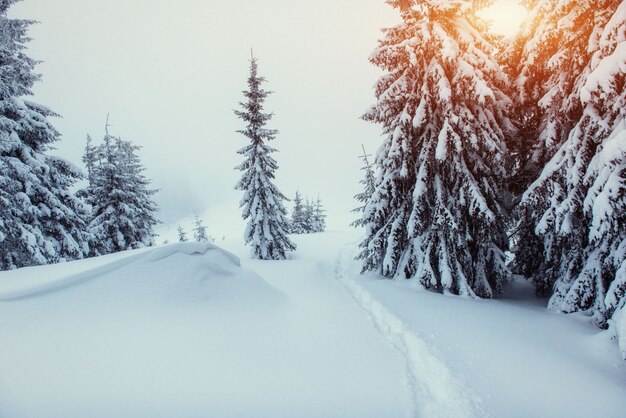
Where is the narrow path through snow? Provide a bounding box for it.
[234,232,415,417]
[334,243,483,418]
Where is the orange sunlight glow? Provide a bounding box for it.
[478,0,530,38]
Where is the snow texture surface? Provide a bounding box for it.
[0,237,410,417]
[1,232,624,417]
[617,306,626,360]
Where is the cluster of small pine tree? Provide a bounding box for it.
[176,214,215,243]
[289,192,327,234]
[356,0,625,327]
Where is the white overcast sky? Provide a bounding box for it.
[8,0,526,239]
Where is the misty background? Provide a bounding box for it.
[8,0,524,240]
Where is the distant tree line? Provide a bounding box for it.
[176,214,216,244]
[289,192,326,234]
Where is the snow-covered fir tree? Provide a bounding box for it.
[351,145,376,228]
[303,198,316,234]
[177,226,188,242]
[505,0,598,188]
[507,0,617,294]
[290,191,308,234]
[0,0,90,269]
[88,127,159,255]
[77,134,99,206]
[82,134,98,191]
[359,0,515,297]
[518,1,626,326]
[234,55,295,260]
[192,214,210,242]
[310,196,327,233]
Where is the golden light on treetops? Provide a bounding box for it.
[478,0,530,38]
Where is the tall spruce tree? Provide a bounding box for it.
[351,145,376,228]
[517,1,625,326]
[88,126,159,255]
[290,191,307,234]
[506,0,616,295]
[505,0,596,188]
[359,0,515,297]
[0,0,90,269]
[234,55,295,260]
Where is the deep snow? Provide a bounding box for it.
[1,231,625,417]
[0,236,410,417]
[337,240,626,418]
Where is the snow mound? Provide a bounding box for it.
[144,241,240,264]
[0,242,245,302]
[0,242,286,417]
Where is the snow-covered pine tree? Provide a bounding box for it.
[311,196,327,233]
[351,145,376,228]
[520,2,626,327]
[192,214,209,242]
[177,226,188,242]
[359,0,515,297]
[303,198,316,234]
[77,134,99,204]
[505,0,591,187]
[506,0,615,294]
[83,134,98,191]
[234,55,295,260]
[290,191,307,234]
[88,127,159,255]
[0,0,90,269]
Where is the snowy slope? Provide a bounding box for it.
[1,232,625,417]
[336,238,626,418]
[0,239,411,417]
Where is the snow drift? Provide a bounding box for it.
[0,242,286,418]
[0,242,246,302]
[0,237,412,418]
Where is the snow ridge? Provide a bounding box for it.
[335,246,483,418]
[0,242,238,301]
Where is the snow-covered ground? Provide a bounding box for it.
[336,238,626,417]
[616,307,626,360]
[1,231,625,417]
